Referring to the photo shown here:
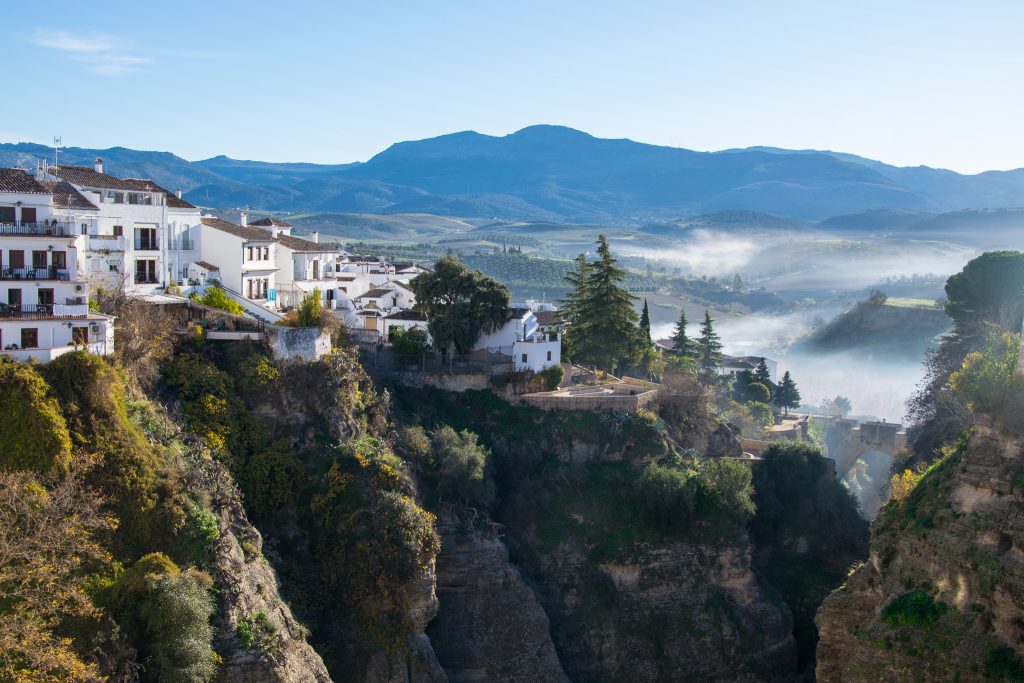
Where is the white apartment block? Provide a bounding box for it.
[0,169,114,362]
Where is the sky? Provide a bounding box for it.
[5,0,1024,173]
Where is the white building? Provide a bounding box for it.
[197,216,279,307]
[44,159,201,293]
[472,306,561,373]
[382,309,429,341]
[0,168,115,362]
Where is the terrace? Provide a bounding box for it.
[0,266,71,281]
[0,303,90,319]
[0,222,76,237]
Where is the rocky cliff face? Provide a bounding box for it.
[191,457,333,683]
[816,424,1024,681]
[526,537,797,682]
[426,514,568,682]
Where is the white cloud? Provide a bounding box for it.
[30,28,151,76]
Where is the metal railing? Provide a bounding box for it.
[168,238,195,250]
[0,222,76,237]
[134,239,160,251]
[0,267,71,281]
[0,303,89,319]
[134,275,159,284]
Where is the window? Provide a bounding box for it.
[72,327,89,345]
[113,225,123,237]
[106,191,124,203]
[8,250,24,269]
[262,247,270,260]
[547,350,552,361]
[134,259,157,284]
[0,206,14,224]
[21,208,36,224]
[109,263,119,272]
[312,260,319,279]
[247,247,254,261]
[21,328,38,349]
[81,224,88,235]
[51,251,66,269]
[521,353,528,363]
[37,289,54,306]
[134,227,158,250]
[8,289,21,307]
[32,251,47,268]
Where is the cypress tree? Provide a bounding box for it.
[639,299,651,343]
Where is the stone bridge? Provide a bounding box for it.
[825,418,907,476]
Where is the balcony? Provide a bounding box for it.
[0,267,71,281]
[168,238,195,250]
[134,238,160,251]
[88,235,126,252]
[0,222,75,237]
[0,303,89,319]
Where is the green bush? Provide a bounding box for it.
[538,364,564,391]
[294,288,324,328]
[430,425,495,508]
[108,552,217,683]
[986,645,1024,682]
[236,611,279,653]
[700,458,756,522]
[0,357,72,473]
[390,327,432,358]
[186,504,220,564]
[190,284,245,316]
[881,591,946,628]
[635,463,699,531]
[395,425,431,460]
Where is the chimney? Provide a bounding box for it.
[93,157,104,174]
[271,225,280,239]
[240,210,248,227]
[175,188,183,199]
[311,231,319,244]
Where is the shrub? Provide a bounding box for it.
[236,611,279,653]
[430,425,495,508]
[889,468,924,504]
[0,357,72,473]
[186,504,220,564]
[390,327,432,358]
[237,354,280,392]
[110,553,216,683]
[986,645,1024,682]
[635,463,699,531]
[395,425,431,460]
[191,284,245,316]
[699,458,756,522]
[538,364,564,391]
[294,288,323,328]
[881,591,946,628]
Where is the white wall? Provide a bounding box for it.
[513,339,561,373]
[0,316,113,356]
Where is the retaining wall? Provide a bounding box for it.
[266,325,332,362]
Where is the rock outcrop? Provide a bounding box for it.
[426,515,568,682]
[816,424,1024,681]
[195,458,333,683]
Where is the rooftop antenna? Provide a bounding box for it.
[52,136,62,170]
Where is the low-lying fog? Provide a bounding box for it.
[635,228,984,423]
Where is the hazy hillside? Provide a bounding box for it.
[5,127,1024,222]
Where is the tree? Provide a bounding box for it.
[559,253,592,360]
[410,256,510,355]
[670,308,693,356]
[561,235,640,371]
[833,395,852,417]
[0,470,116,683]
[754,357,772,385]
[639,298,652,343]
[696,310,724,379]
[294,287,323,327]
[943,251,1024,354]
[430,426,495,508]
[390,327,432,359]
[774,371,802,416]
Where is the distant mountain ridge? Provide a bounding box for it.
[3,126,1024,222]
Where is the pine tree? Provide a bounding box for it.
[754,357,772,398]
[639,299,651,343]
[562,235,639,372]
[775,371,802,416]
[670,309,692,356]
[696,310,724,378]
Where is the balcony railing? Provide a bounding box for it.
[0,303,89,319]
[0,222,76,237]
[88,235,126,251]
[168,238,195,250]
[134,239,160,251]
[0,267,71,281]
[134,275,159,285]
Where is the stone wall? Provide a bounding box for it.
[518,386,658,413]
[394,371,492,393]
[266,325,332,362]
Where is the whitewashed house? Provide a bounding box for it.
[196,216,279,308]
[0,168,115,361]
[382,309,429,341]
[472,306,561,373]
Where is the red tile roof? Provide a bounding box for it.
[39,180,99,210]
[250,216,293,228]
[201,216,278,241]
[0,168,49,194]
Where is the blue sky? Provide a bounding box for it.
[6,1,1023,172]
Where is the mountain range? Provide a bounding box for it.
[4,125,1024,223]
